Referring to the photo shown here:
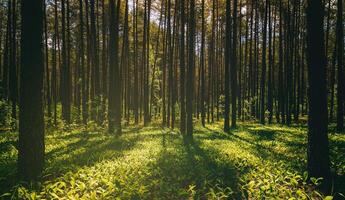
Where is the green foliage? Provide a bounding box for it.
[0,123,344,199]
[0,100,14,130]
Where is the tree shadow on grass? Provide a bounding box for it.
[142,132,241,199]
[43,126,168,179]
[198,125,345,198]
[200,126,305,170]
[247,129,276,140]
[45,125,164,163]
[0,129,144,195]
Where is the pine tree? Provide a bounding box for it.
[18,0,45,181]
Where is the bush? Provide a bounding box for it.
[0,99,12,129]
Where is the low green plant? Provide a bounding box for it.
[0,122,343,199]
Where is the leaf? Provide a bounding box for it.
[50,192,60,199]
[303,171,308,182]
[324,196,333,200]
[0,193,11,198]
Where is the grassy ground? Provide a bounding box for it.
[0,122,344,199]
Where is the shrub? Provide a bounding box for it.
[0,99,12,129]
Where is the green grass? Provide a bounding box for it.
[0,122,344,199]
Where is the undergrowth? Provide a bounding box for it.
[0,122,344,199]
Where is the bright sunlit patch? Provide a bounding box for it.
[0,123,344,199]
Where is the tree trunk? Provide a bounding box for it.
[179,0,186,133]
[9,0,18,121]
[43,0,51,121]
[224,0,231,132]
[306,0,331,189]
[231,0,238,127]
[336,0,344,131]
[186,0,195,137]
[108,0,122,134]
[18,0,45,181]
[260,0,268,124]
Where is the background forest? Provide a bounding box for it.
[0,0,344,199]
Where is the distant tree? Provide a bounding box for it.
[267,0,273,124]
[78,0,87,124]
[2,0,11,99]
[186,0,195,137]
[9,0,17,121]
[200,0,206,127]
[90,0,101,122]
[133,0,139,124]
[61,0,71,123]
[108,0,122,134]
[43,0,51,121]
[260,0,268,125]
[52,0,59,125]
[336,0,344,131]
[278,0,285,124]
[143,0,151,125]
[224,0,231,132]
[179,0,186,133]
[101,0,108,123]
[231,0,238,127]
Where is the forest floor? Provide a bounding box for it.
[0,122,344,199]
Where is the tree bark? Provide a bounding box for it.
[108,0,122,134]
[186,0,195,137]
[224,0,231,132]
[306,0,331,189]
[336,0,344,131]
[18,0,45,181]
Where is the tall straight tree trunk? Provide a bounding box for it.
[248,0,254,118]
[133,0,139,124]
[166,0,172,127]
[123,0,130,124]
[210,0,215,123]
[108,0,121,134]
[90,0,101,122]
[143,0,151,125]
[179,0,186,133]
[254,4,259,119]
[224,0,230,132]
[186,0,195,137]
[43,0,51,121]
[267,0,273,124]
[52,0,59,125]
[75,0,83,121]
[279,0,285,124]
[9,0,17,121]
[170,7,177,129]
[66,0,72,122]
[161,0,167,126]
[329,43,337,122]
[101,0,108,124]
[200,0,206,127]
[2,0,10,99]
[18,0,45,181]
[61,0,71,123]
[306,0,331,189]
[85,0,91,124]
[231,0,238,127]
[260,0,268,124]
[336,0,344,131]
[141,0,148,125]
[79,0,87,124]
[285,2,290,125]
